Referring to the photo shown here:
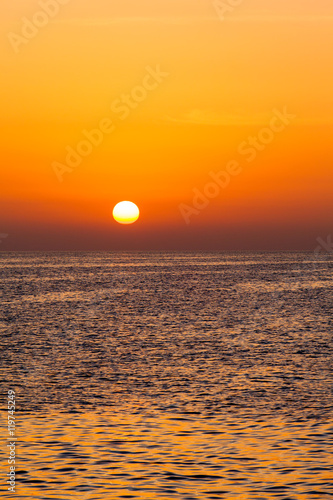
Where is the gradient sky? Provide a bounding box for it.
[0,0,332,250]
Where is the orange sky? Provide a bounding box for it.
[0,0,332,250]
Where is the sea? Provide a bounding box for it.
[0,252,332,499]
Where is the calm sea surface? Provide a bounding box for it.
[0,252,332,499]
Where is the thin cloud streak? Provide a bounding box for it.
[164,110,333,127]
[51,17,209,26]
[164,110,281,127]
[228,14,333,23]
[51,15,333,26]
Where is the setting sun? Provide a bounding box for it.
[113,201,140,225]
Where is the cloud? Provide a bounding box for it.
[51,17,210,26]
[164,110,333,126]
[51,15,333,27]
[228,15,333,23]
[164,109,270,126]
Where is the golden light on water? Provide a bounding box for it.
[113,201,140,225]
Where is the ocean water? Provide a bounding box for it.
[0,252,332,499]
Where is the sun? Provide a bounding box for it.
[113,201,140,225]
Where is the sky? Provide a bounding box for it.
[0,0,332,251]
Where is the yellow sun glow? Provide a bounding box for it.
[113,201,140,225]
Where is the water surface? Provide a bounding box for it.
[0,252,332,499]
